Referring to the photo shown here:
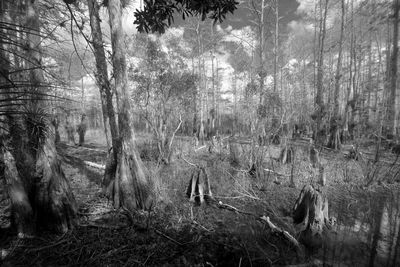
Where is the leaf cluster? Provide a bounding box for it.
[134,0,239,34]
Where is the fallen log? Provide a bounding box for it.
[215,200,302,254]
[263,168,289,177]
[83,160,105,170]
[259,215,301,249]
[62,143,107,153]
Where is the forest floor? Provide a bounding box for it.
[1,133,400,266]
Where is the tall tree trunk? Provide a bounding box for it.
[344,0,355,143]
[87,0,119,190]
[314,0,329,144]
[389,0,399,135]
[233,72,238,133]
[312,1,318,101]
[107,0,154,211]
[87,0,118,148]
[390,219,400,266]
[210,23,216,136]
[273,0,278,94]
[4,0,78,234]
[259,0,265,106]
[0,2,34,236]
[367,30,373,125]
[333,0,345,117]
[196,18,205,144]
[191,55,198,136]
[216,59,221,131]
[330,0,345,149]
[368,197,386,267]
[29,0,76,232]
[255,0,267,144]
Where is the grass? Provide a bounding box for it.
[1,129,400,266]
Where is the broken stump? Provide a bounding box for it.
[280,145,294,164]
[186,167,213,205]
[292,185,330,251]
[309,146,320,168]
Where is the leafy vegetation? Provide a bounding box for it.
[1,0,400,266]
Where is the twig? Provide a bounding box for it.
[1,238,22,260]
[195,145,207,151]
[235,190,260,201]
[242,242,253,267]
[232,167,249,173]
[192,220,214,232]
[224,169,259,200]
[77,210,114,216]
[216,201,255,216]
[259,215,301,249]
[143,251,155,266]
[167,114,182,159]
[181,156,199,168]
[78,222,126,229]
[212,195,245,199]
[28,238,68,252]
[215,200,301,253]
[263,168,289,177]
[153,229,183,246]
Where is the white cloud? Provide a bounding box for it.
[287,20,313,33]
[222,26,256,55]
[122,0,142,34]
[296,0,316,15]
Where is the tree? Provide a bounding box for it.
[134,0,238,34]
[77,114,87,145]
[98,0,240,211]
[314,0,329,144]
[329,0,345,150]
[87,0,118,150]
[131,37,196,164]
[388,0,399,135]
[1,0,77,235]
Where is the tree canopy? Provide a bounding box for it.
[135,0,239,33]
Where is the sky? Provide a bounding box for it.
[222,0,301,30]
[84,0,313,102]
[122,0,302,35]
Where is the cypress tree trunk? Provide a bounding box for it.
[388,0,399,135]
[329,0,345,150]
[77,114,87,146]
[25,0,76,233]
[2,149,35,236]
[368,197,386,267]
[106,0,154,211]
[314,0,329,145]
[292,185,329,252]
[87,0,118,151]
[1,0,77,235]
[0,1,35,236]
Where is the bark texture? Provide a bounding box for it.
[292,185,330,251]
[34,132,77,232]
[388,0,399,134]
[186,167,213,205]
[87,0,120,196]
[107,0,154,211]
[2,150,34,236]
